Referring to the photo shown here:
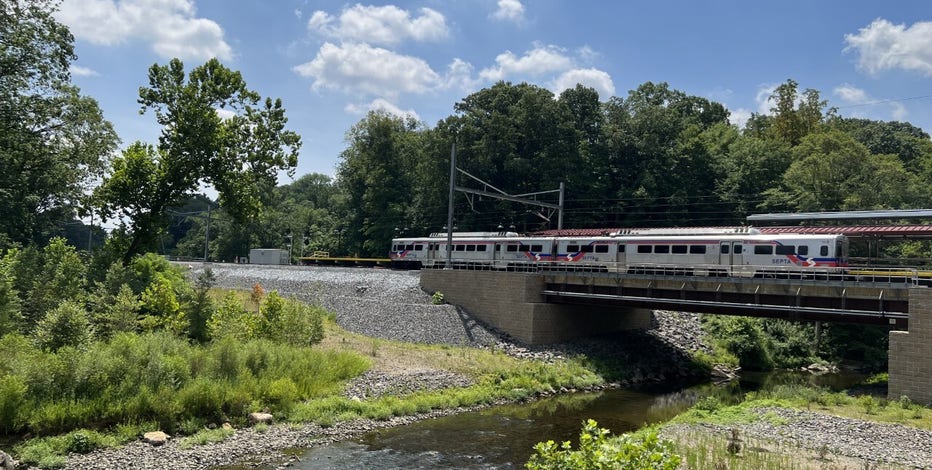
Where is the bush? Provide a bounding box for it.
[34,301,94,352]
[208,292,258,341]
[0,374,27,433]
[527,419,681,470]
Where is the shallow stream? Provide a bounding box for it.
[295,371,866,469]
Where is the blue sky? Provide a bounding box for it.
[57,0,932,182]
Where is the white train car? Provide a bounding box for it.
[390,228,849,277]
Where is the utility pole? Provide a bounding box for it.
[204,203,211,262]
[446,140,455,269]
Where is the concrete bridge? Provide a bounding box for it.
[420,269,932,404]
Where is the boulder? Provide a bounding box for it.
[0,450,18,470]
[248,412,274,425]
[222,422,234,431]
[142,431,169,446]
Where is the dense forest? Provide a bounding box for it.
[115,79,932,262]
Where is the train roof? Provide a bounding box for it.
[534,225,932,239]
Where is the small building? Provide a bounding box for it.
[249,248,289,265]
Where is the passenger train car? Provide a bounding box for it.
[389,227,849,277]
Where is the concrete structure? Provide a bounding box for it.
[249,248,289,265]
[423,268,932,405]
[420,270,651,344]
[889,288,932,405]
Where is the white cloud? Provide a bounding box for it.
[308,5,448,46]
[728,108,752,128]
[755,84,777,114]
[293,42,440,97]
[70,65,99,77]
[834,84,869,103]
[443,58,480,91]
[844,18,932,75]
[215,108,236,121]
[345,98,420,121]
[479,45,573,81]
[551,68,615,100]
[833,84,910,122]
[492,0,525,23]
[55,0,232,61]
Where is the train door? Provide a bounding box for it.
[615,243,626,272]
[719,242,745,276]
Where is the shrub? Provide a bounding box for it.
[527,419,681,470]
[34,301,94,352]
[431,291,445,305]
[0,374,27,433]
[208,292,258,341]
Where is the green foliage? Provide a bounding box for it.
[0,0,118,246]
[140,275,186,333]
[185,268,215,342]
[0,330,368,436]
[0,374,27,433]
[431,291,445,305]
[95,57,301,262]
[178,426,235,449]
[33,301,94,352]
[0,250,22,335]
[701,316,774,371]
[13,238,87,328]
[208,292,257,341]
[526,419,681,470]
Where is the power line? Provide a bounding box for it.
[835,93,932,109]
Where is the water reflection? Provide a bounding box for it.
[297,372,867,469]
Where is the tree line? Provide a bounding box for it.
[4,0,932,263]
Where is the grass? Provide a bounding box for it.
[178,426,236,449]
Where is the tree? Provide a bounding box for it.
[337,111,423,256]
[0,0,118,246]
[746,79,832,146]
[95,58,301,263]
[765,130,925,211]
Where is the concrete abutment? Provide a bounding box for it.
[420,269,651,345]
[889,288,932,405]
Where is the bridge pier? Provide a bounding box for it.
[889,288,932,405]
[420,270,651,345]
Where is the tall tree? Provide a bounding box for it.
[95,58,301,262]
[337,111,422,257]
[0,0,118,247]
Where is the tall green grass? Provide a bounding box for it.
[0,331,369,436]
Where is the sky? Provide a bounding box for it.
[56,0,932,183]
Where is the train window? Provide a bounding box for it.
[581,245,594,253]
[690,245,707,254]
[672,245,687,254]
[414,245,423,251]
[754,245,773,255]
[637,245,651,254]
[721,244,729,254]
[567,244,579,252]
[455,245,465,251]
[519,245,530,252]
[507,245,518,252]
[821,246,829,256]
[775,245,794,255]
[655,245,670,254]
[618,245,625,253]
[405,244,414,251]
[531,244,543,252]
[734,245,743,254]
[595,245,609,253]
[477,245,487,252]
[798,246,808,256]
[466,245,476,252]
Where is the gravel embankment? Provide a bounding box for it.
[663,407,932,469]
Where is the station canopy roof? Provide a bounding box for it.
[533,225,932,239]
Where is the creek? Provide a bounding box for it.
[295,371,867,469]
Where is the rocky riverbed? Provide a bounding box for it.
[16,263,931,469]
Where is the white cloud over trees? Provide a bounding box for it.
[55,0,232,61]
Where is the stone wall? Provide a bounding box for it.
[889,288,932,404]
[420,269,651,344]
